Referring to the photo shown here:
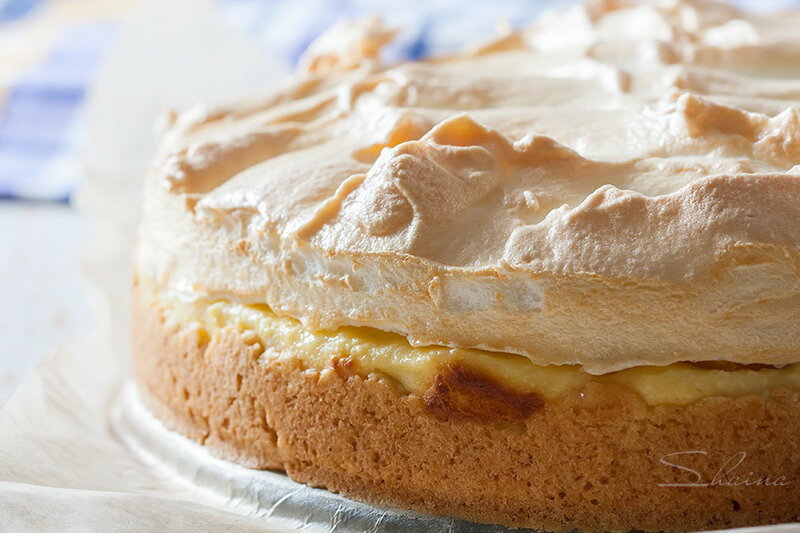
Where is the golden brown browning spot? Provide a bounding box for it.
[235,239,251,255]
[424,364,545,423]
[331,356,356,377]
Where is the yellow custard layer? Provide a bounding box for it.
[158,293,800,406]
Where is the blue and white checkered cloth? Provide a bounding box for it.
[0,0,796,201]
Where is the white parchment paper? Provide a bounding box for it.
[0,0,293,530]
[0,1,797,531]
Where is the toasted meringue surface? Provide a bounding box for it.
[136,0,800,374]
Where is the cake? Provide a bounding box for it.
[132,1,800,531]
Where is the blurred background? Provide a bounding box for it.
[1,0,798,403]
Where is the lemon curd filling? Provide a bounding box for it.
[156,292,800,406]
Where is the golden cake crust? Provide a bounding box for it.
[133,285,800,532]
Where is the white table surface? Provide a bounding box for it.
[0,202,91,404]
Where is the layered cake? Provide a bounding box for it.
[132,1,800,531]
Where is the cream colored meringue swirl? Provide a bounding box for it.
[137,0,800,374]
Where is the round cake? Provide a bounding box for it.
[132,1,800,531]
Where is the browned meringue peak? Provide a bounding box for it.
[137,0,800,373]
[672,93,800,165]
[526,0,800,75]
[298,15,398,74]
[504,174,800,278]
[298,112,798,268]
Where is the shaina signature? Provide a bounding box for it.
[658,450,792,487]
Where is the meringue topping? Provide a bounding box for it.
[136,0,800,374]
